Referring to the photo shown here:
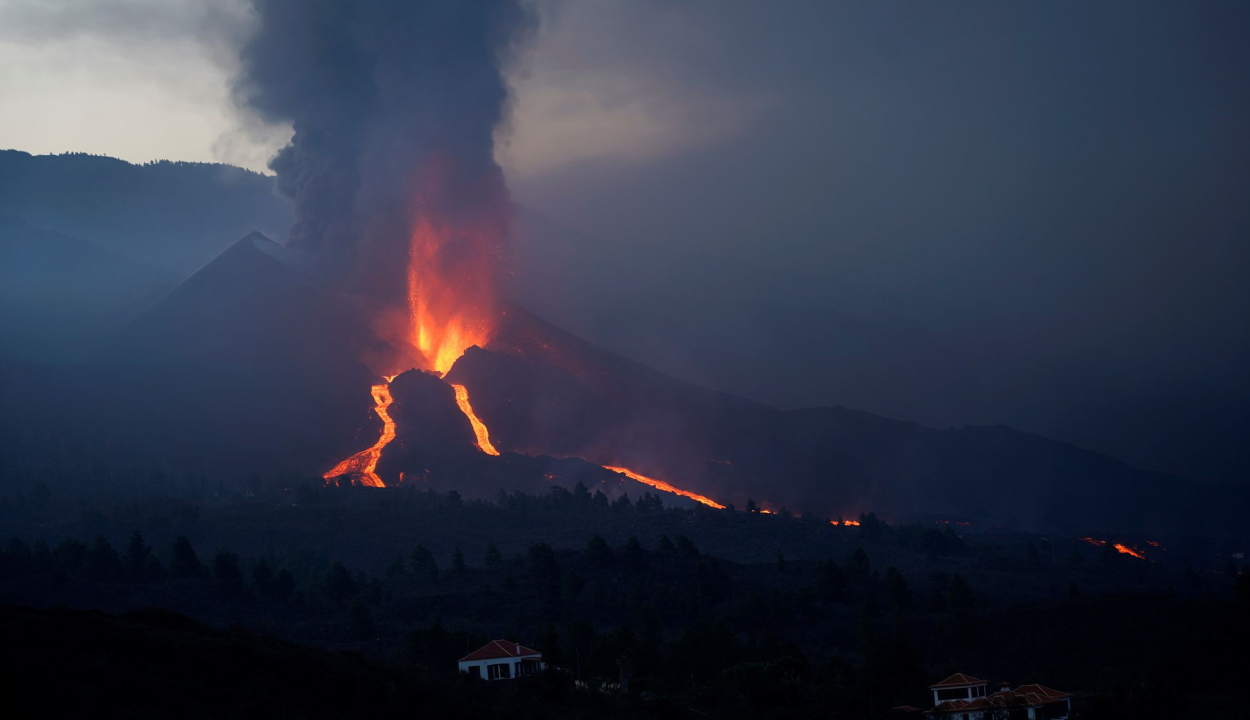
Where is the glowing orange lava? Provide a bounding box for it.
[604,466,726,509]
[323,381,396,488]
[446,379,724,508]
[451,383,499,456]
[1080,537,1147,558]
[407,217,496,375]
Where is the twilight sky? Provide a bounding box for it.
[2,0,1248,483]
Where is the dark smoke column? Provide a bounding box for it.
[233,0,534,340]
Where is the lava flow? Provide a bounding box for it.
[1113,543,1147,559]
[451,383,499,455]
[323,380,397,488]
[603,465,726,509]
[446,373,725,508]
[1080,537,1148,559]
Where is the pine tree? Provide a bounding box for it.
[586,535,614,568]
[1026,541,1042,571]
[211,551,243,600]
[274,568,295,603]
[410,545,438,581]
[324,561,358,605]
[253,558,275,598]
[170,536,203,579]
[385,555,406,578]
[124,531,153,583]
[484,544,503,569]
[452,547,467,573]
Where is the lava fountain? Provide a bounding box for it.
[406,217,498,375]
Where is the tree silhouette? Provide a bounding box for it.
[846,547,871,582]
[211,551,243,600]
[170,536,202,579]
[274,568,295,603]
[452,547,467,574]
[585,535,614,568]
[124,531,153,583]
[483,544,503,569]
[253,558,274,598]
[410,545,438,582]
[324,561,358,606]
[385,555,406,578]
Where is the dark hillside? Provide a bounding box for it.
[0,150,291,276]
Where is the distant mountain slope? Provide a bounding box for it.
[0,150,291,276]
[448,309,1250,535]
[2,231,1244,533]
[114,233,378,376]
[0,214,173,361]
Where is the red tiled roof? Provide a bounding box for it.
[1011,684,1071,702]
[926,684,1071,715]
[458,640,542,662]
[928,698,990,713]
[929,673,987,688]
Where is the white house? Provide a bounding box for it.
[929,673,989,707]
[924,673,1072,719]
[458,640,544,680]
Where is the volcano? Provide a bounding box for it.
[1,231,1245,534]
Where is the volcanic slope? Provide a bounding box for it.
[446,305,1249,536]
[2,233,1246,535]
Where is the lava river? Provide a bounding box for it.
[324,367,727,510]
[321,380,396,488]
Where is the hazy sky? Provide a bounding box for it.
[3,0,1248,483]
[0,0,736,180]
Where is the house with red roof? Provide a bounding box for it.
[457,640,544,681]
[924,673,1071,719]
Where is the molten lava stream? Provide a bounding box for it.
[323,381,396,488]
[603,466,726,510]
[1113,543,1146,559]
[445,371,725,510]
[450,383,499,456]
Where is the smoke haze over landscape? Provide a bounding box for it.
[3,4,1250,717]
[2,0,1248,486]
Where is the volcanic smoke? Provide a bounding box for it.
[239,0,729,508]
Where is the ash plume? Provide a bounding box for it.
[232,0,535,300]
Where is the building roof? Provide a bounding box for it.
[929,698,991,713]
[1004,685,1071,704]
[929,673,988,689]
[458,640,542,663]
[926,683,1071,715]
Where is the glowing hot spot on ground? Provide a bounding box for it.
[603,465,726,509]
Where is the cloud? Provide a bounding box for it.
[498,0,771,179]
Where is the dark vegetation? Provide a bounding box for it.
[2,478,1246,718]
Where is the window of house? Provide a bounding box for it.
[488,663,511,680]
[467,665,481,679]
[519,659,541,677]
